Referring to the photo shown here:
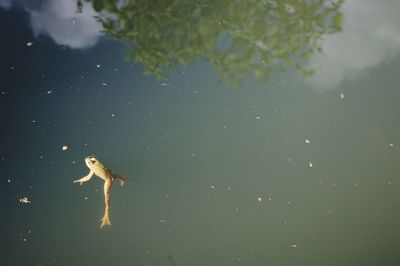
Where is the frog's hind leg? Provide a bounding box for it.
[100,178,113,228]
[100,207,111,228]
[113,174,126,186]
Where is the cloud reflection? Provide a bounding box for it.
[306,0,400,91]
[1,0,102,49]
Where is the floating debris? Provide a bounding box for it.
[96,64,101,68]
[257,197,262,202]
[340,93,344,99]
[389,143,394,147]
[309,161,313,168]
[305,138,310,144]
[101,82,107,86]
[62,145,69,151]
[26,42,33,47]
[20,197,31,204]
[46,90,53,94]
[289,244,297,248]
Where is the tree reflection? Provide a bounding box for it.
[78,0,343,87]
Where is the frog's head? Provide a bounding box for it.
[85,156,97,168]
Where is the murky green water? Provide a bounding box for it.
[1,1,400,265]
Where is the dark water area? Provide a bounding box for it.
[1,1,400,265]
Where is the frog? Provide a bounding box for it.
[73,156,126,228]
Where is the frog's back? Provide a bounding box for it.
[93,160,113,179]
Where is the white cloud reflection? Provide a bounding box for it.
[306,0,400,91]
[1,0,102,49]
[0,0,13,9]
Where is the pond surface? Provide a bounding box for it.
[1,1,400,265]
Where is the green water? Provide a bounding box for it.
[1,1,400,265]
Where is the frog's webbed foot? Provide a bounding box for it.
[100,216,111,228]
[113,174,126,187]
[100,213,111,228]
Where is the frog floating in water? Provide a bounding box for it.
[73,156,126,228]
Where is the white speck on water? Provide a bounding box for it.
[160,134,169,139]
[289,244,297,248]
[160,219,166,223]
[20,197,31,204]
[210,185,215,189]
[309,161,313,168]
[389,143,394,147]
[32,120,36,123]
[160,83,170,86]
[101,82,107,86]
[46,90,53,94]
[257,197,262,202]
[26,42,33,47]
[111,113,116,117]
[96,64,101,68]
[256,116,262,120]
[62,145,68,151]
[84,197,88,200]
[305,138,310,144]
[7,179,11,183]
[340,93,344,99]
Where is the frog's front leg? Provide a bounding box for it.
[73,170,94,185]
[100,177,113,228]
